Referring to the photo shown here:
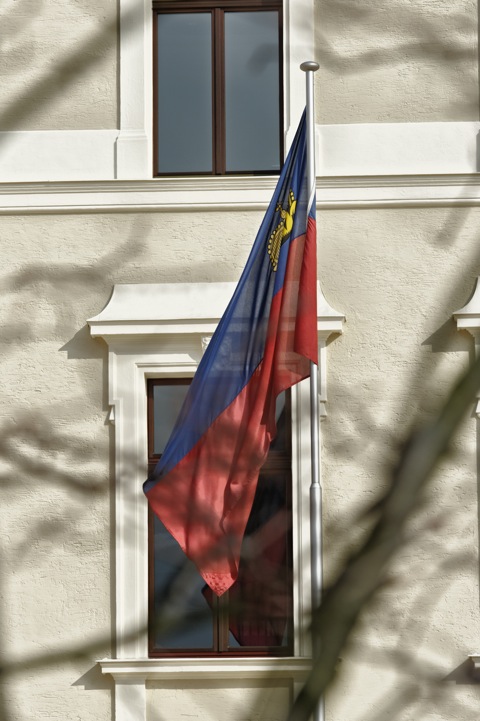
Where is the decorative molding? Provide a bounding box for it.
[88,282,344,344]
[453,277,480,416]
[201,336,212,354]
[3,174,480,214]
[88,282,238,340]
[468,653,480,679]
[454,277,480,333]
[318,173,480,209]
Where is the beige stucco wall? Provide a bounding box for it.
[316,0,479,123]
[0,0,117,131]
[1,0,479,718]
[320,206,480,719]
[1,205,480,719]
[2,0,477,133]
[0,216,113,718]
[0,210,285,720]
[147,679,292,721]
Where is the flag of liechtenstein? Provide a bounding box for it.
[144,111,317,596]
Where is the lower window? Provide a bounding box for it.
[147,378,293,656]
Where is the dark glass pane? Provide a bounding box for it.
[149,376,291,654]
[157,13,213,173]
[224,11,280,172]
[153,383,189,455]
[152,516,214,649]
[228,470,292,648]
[269,392,286,452]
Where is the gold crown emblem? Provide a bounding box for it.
[267,190,297,271]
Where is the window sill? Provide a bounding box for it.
[98,656,312,681]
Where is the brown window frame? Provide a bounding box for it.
[147,378,293,658]
[152,0,284,177]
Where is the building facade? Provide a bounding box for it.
[2,0,480,719]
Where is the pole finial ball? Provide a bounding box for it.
[300,61,319,72]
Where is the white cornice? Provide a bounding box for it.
[2,174,480,214]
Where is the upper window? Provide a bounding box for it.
[153,0,283,176]
[147,378,293,656]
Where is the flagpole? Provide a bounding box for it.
[300,60,323,721]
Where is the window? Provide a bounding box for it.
[91,282,343,721]
[153,0,283,176]
[147,378,293,656]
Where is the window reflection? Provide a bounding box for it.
[225,11,280,172]
[156,13,213,173]
[148,379,292,654]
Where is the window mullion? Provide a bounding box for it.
[213,7,226,174]
[218,592,230,652]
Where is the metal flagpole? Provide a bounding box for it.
[300,59,323,721]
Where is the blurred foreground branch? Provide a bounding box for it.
[289,352,480,721]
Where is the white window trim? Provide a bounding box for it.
[88,282,343,720]
[454,278,480,687]
[454,276,480,417]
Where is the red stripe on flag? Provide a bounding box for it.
[146,230,317,595]
[294,215,318,364]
